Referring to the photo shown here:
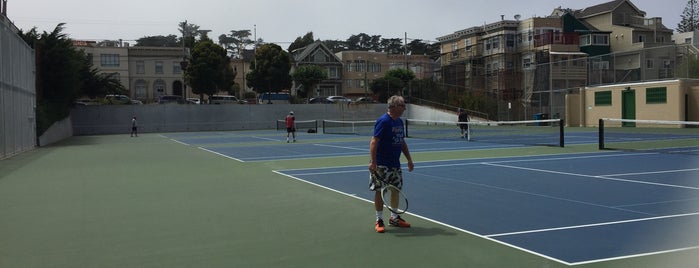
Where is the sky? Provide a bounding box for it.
[5,0,686,46]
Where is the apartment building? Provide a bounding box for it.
[76,40,191,102]
[335,50,433,99]
[437,0,678,119]
[571,0,676,82]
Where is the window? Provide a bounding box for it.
[491,36,500,49]
[580,35,591,46]
[327,67,338,78]
[155,61,163,74]
[135,80,147,99]
[523,58,532,69]
[646,59,654,69]
[592,35,609,45]
[136,61,145,74]
[312,52,328,62]
[100,54,120,67]
[646,87,667,104]
[173,62,182,74]
[595,91,612,106]
[451,42,458,52]
[685,38,692,44]
[638,34,645,43]
[154,79,166,94]
[506,34,515,48]
[464,39,471,51]
[346,61,353,72]
[346,79,353,88]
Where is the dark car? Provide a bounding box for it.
[308,97,333,104]
[354,97,376,103]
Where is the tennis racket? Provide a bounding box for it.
[371,169,409,214]
[381,184,408,214]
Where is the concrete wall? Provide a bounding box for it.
[71,102,459,135]
[1,19,36,159]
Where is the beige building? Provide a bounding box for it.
[75,40,192,102]
[335,50,433,99]
[566,79,699,127]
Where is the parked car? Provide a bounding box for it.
[186,98,201,104]
[327,96,351,103]
[354,97,376,103]
[105,94,138,105]
[308,97,333,104]
[210,95,246,104]
[158,95,185,104]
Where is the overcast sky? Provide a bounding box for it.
[6,0,686,45]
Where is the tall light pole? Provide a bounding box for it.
[181,20,188,100]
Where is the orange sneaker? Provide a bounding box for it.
[389,216,411,228]
[375,219,385,233]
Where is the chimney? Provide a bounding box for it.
[2,0,7,16]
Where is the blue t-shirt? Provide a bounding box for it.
[373,113,405,168]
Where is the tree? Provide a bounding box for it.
[678,0,699,32]
[379,38,403,54]
[346,33,381,51]
[370,77,404,103]
[187,39,235,100]
[246,43,292,96]
[135,35,179,47]
[322,39,348,53]
[81,67,127,98]
[218,30,254,59]
[288,32,315,52]
[291,65,328,98]
[19,23,93,135]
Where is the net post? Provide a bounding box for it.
[559,119,565,147]
[322,120,326,134]
[598,118,604,150]
[466,122,471,141]
[405,119,410,138]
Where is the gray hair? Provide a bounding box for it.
[387,95,405,108]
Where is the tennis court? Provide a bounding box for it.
[2,119,698,267]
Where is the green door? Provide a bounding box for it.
[621,90,636,127]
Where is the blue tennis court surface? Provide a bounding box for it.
[163,130,555,162]
[277,152,699,265]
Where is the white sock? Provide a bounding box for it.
[391,212,399,219]
[376,211,383,221]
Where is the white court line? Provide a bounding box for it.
[486,211,699,238]
[602,168,699,177]
[251,136,282,142]
[197,147,245,162]
[273,170,573,266]
[483,163,699,191]
[312,143,368,151]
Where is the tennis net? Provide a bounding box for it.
[322,120,375,135]
[276,119,318,133]
[598,118,699,155]
[406,118,564,147]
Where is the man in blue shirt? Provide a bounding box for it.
[369,95,414,233]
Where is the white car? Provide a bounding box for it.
[326,96,351,103]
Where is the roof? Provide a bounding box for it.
[291,41,342,64]
[575,0,645,18]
